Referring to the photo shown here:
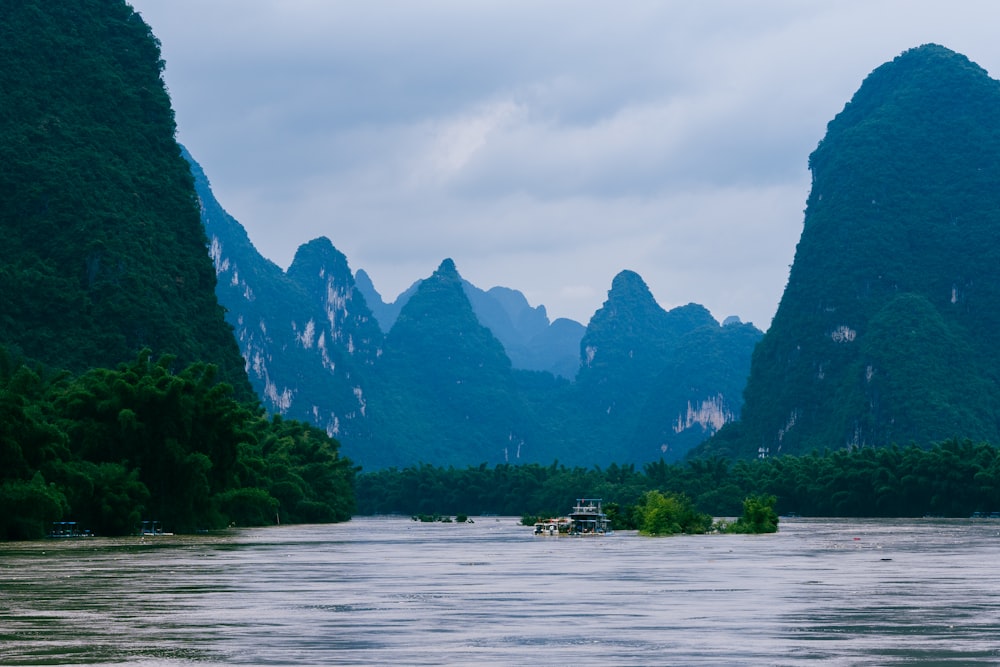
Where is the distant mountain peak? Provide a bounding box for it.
[354,268,377,292]
[609,269,653,297]
[288,237,349,275]
[590,270,668,334]
[392,258,472,331]
[435,258,460,280]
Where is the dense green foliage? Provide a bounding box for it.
[711,45,1000,459]
[0,1,250,396]
[356,439,1000,520]
[0,347,354,540]
[0,0,354,541]
[719,495,779,534]
[634,490,712,535]
[368,259,530,468]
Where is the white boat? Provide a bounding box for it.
[533,498,612,536]
[48,521,92,538]
[138,520,174,536]
[533,517,570,535]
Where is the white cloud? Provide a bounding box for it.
[130,0,1000,328]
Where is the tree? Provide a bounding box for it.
[724,494,779,534]
[636,490,712,536]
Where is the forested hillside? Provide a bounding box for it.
[0,1,249,395]
[701,44,1000,459]
[574,271,761,461]
[368,259,529,467]
[0,347,354,540]
[357,274,585,380]
[0,1,354,539]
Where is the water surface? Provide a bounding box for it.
[2,517,1000,665]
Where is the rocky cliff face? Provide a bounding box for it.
[191,150,377,443]
[703,44,1000,459]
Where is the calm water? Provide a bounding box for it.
[2,517,1000,665]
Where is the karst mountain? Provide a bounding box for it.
[702,44,1000,459]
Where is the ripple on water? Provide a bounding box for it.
[3,518,1000,665]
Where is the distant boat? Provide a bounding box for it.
[48,521,92,538]
[533,498,612,536]
[138,520,174,536]
[533,517,570,536]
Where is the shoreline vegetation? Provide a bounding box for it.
[356,438,1000,525]
[0,348,354,541]
[521,491,779,536]
[6,347,1000,541]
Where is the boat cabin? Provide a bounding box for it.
[533,498,612,536]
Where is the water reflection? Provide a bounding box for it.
[2,517,1000,665]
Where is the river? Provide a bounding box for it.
[2,517,1000,665]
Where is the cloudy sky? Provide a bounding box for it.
[128,1,1000,330]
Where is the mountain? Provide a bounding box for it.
[366,259,530,467]
[573,271,762,461]
[0,1,361,537]
[195,158,762,468]
[700,44,1000,459]
[355,270,584,379]
[467,285,585,380]
[190,150,378,444]
[354,269,414,336]
[0,0,249,395]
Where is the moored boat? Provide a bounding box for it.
[138,520,174,536]
[533,517,570,535]
[533,498,612,536]
[48,521,92,538]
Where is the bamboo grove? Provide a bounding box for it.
[0,347,354,539]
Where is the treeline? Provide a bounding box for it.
[0,348,354,540]
[357,438,1000,519]
[627,491,778,535]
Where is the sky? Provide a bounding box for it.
[127,1,1000,330]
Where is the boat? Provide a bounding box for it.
[533,498,612,536]
[47,521,92,538]
[138,520,174,536]
[533,517,570,535]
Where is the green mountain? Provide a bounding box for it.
[574,271,761,461]
[0,1,356,539]
[192,150,379,443]
[701,44,1000,459]
[368,259,530,467]
[194,153,763,469]
[202,189,763,468]
[0,0,248,395]
[355,269,585,379]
